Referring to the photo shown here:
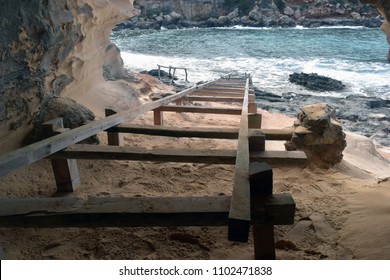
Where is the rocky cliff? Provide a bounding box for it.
[362,0,390,62]
[119,0,381,29]
[0,0,172,153]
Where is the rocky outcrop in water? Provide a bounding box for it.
[115,0,382,30]
[287,103,347,168]
[289,73,345,92]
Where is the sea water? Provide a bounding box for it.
[111,26,390,100]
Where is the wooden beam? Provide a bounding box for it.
[228,78,251,243]
[181,96,244,103]
[153,108,163,125]
[43,118,80,193]
[0,196,231,227]
[108,124,239,139]
[108,124,293,140]
[52,145,238,165]
[105,109,124,146]
[0,194,294,228]
[51,145,305,166]
[0,79,220,176]
[158,105,242,115]
[188,91,244,97]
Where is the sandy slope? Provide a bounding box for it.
[0,103,389,260]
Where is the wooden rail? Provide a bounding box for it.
[0,79,218,177]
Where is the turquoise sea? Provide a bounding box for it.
[111,26,390,99]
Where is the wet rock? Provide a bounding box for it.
[289,72,345,92]
[287,103,347,168]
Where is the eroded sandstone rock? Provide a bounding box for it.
[286,103,347,168]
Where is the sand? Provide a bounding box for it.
[0,100,390,260]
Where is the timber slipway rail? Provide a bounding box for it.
[0,74,306,259]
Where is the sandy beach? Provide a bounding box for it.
[0,95,389,260]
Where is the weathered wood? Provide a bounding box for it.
[43,119,80,193]
[52,145,238,164]
[251,193,295,225]
[158,105,242,115]
[228,78,251,242]
[248,102,257,114]
[253,225,275,260]
[249,130,265,152]
[0,79,219,176]
[200,87,246,93]
[248,113,262,129]
[105,109,124,146]
[108,124,293,140]
[0,194,293,228]
[50,145,306,166]
[0,196,231,227]
[250,150,307,165]
[153,108,163,125]
[108,124,239,139]
[189,91,244,97]
[181,96,244,103]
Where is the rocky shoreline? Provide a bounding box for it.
[254,87,390,148]
[115,1,382,30]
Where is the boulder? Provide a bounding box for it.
[227,8,239,20]
[286,103,346,168]
[288,72,345,92]
[284,6,295,16]
[25,96,98,145]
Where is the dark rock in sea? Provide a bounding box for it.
[142,69,178,80]
[288,72,345,92]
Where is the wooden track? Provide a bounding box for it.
[0,74,301,260]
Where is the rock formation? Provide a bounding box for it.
[361,0,390,62]
[286,103,347,168]
[119,0,381,30]
[0,1,174,154]
[288,73,345,92]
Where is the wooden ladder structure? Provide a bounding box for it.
[0,74,305,259]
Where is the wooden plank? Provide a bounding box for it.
[0,196,231,227]
[105,109,124,146]
[228,78,251,242]
[52,145,238,164]
[153,108,163,125]
[159,105,242,115]
[108,124,239,139]
[181,96,244,103]
[0,79,220,177]
[189,91,244,97]
[108,124,294,141]
[43,119,80,193]
[0,194,293,228]
[201,87,245,92]
[250,150,307,165]
[51,145,305,165]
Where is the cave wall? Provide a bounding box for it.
[0,0,137,153]
[362,0,390,61]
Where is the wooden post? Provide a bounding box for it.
[248,102,257,114]
[185,69,188,81]
[172,68,176,84]
[158,65,161,80]
[153,108,163,125]
[43,118,80,193]
[249,162,275,260]
[248,113,262,129]
[249,130,265,152]
[105,109,124,146]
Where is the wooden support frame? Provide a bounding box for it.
[42,118,80,193]
[107,124,294,141]
[105,109,124,146]
[228,78,251,242]
[0,79,220,176]
[158,105,242,115]
[181,96,244,103]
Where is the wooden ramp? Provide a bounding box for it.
[0,74,304,260]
